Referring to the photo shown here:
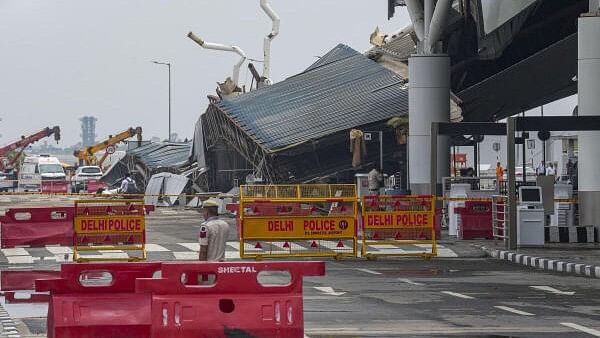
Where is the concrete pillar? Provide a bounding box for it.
[577,14,600,229]
[408,54,450,194]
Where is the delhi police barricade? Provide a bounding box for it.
[35,261,325,338]
[361,195,437,259]
[239,184,358,259]
[73,199,147,262]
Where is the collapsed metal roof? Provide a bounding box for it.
[126,142,191,170]
[215,44,408,152]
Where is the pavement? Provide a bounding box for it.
[0,198,599,336]
[475,240,600,279]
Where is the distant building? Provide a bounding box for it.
[80,116,97,147]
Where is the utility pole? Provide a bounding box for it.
[151,61,171,141]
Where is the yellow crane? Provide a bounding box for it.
[74,127,142,166]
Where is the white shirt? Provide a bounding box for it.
[199,216,229,261]
[120,177,136,193]
[545,166,556,176]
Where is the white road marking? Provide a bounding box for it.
[45,246,72,254]
[561,322,600,337]
[397,278,424,286]
[314,286,346,296]
[530,285,575,295]
[178,243,200,252]
[494,306,535,316]
[441,291,474,299]
[355,268,382,275]
[227,241,240,251]
[144,244,169,252]
[173,252,198,260]
[1,248,28,256]
[6,255,36,264]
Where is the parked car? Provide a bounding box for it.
[71,166,103,193]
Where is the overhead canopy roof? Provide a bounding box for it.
[216,44,408,152]
[127,141,191,170]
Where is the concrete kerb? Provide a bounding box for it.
[476,244,600,279]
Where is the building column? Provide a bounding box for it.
[408,54,450,194]
[577,13,600,230]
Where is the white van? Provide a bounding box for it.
[18,155,68,192]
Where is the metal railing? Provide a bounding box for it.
[492,195,507,241]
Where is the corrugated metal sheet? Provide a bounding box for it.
[374,33,416,61]
[216,44,408,152]
[127,142,191,170]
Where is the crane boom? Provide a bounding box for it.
[0,126,61,171]
[74,127,142,166]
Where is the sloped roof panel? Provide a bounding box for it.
[216,44,408,152]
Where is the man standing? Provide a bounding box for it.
[536,161,546,176]
[545,162,556,177]
[120,172,138,196]
[198,199,229,261]
[368,166,383,195]
[495,162,504,187]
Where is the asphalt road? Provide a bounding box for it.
[0,201,598,337]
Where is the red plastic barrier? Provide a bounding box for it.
[36,262,161,338]
[37,261,324,338]
[41,180,69,193]
[1,270,61,291]
[456,201,493,240]
[86,179,107,193]
[4,291,50,303]
[136,261,325,338]
[1,207,75,248]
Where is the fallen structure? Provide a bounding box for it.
[102,141,203,193]
[199,44,410,192]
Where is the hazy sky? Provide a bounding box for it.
[0,0,410,146]
[0,1,576,147]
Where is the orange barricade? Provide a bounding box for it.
[240,184,358,260]
[361,195,437,259]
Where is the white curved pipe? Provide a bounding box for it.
[260,0,280,82]
[426,0,452,53]
[187,31,247,85]
[405,0,424,42]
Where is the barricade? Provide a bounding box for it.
[455,201,494,240]
[1,270,61,304]
[36,261,325,338]
[0,207,75,248]
[73,199,147,262]
[138,261,325,337]
[36,262,161,338]
[361,195,437,259]
[239,184,358,259]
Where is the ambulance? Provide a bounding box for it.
[18,155,69,192]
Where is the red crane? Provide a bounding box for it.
[0,126,61,171]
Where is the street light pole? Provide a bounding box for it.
[152,61,171,141]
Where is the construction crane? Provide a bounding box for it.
[74,127,142,166]
[0,126,61,171]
